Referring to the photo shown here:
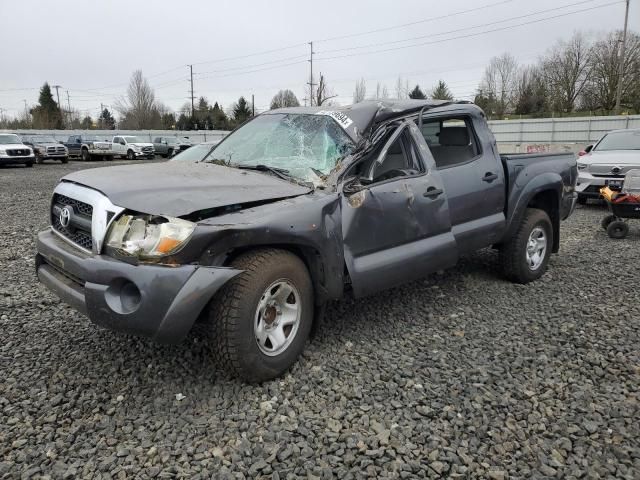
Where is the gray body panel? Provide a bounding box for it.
[61,161,312,217]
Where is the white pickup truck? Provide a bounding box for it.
[111,135,155,160]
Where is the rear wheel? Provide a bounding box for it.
[601,214,616,230]
[81,149,91,161]
[501,208,553,284]
[209,249,314,382]
[607,221,629,239]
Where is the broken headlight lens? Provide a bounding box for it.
[105,214,195,259]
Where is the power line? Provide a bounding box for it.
[314,0,514,43]
[315,1,622,62]
[316,0,601,55]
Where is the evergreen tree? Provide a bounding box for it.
[408,85,426,99]
[211,102,228,130]
[232,96,252,126]
[31,82,63,128]
[430,80,453,100]
[98,108,116,129]
[80,116,93,129]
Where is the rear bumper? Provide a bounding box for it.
[562,192,578,220]
[36,229,241,343]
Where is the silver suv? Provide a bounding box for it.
[577,128,640,204]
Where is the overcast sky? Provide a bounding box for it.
[0,0,637,119]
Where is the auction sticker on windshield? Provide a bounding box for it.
[315,110,353,129]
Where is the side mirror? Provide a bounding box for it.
[578,144,593,156]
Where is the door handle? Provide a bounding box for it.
[483,172,498,182]
[423,187,444,199]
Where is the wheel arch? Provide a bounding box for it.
[504,173,563,253]
[223,243,343,305]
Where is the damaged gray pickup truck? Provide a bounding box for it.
[36,100,578,381]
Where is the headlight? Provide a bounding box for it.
[132,145,142,152]
[577,162,588,171]
[0,148,6,155]
[106,214,195,259]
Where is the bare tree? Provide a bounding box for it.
[353,78,367,103]
[582,31,640,112]
[541,32,592,113]
[479,53,518,117]
[115,70,158,129]
[315,73,337,106]
[270,89,300,109]
[371,82,389,100]
[395,76,410,99]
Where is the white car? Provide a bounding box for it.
[112,135,155,160]
[0,133,35,167]
[576,128,640,204]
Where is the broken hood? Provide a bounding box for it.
[60,161,312,217]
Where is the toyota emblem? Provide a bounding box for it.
[612,166,622,174]
[59,206,72,228]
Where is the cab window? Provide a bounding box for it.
[417,116,479,169]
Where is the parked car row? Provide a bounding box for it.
[0,133,200,166]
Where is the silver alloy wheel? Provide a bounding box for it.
[254,279,301,356]
[526,226,547,270]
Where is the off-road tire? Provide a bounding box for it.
[607,220,629,239]
[35,154,44,164]
[577,195,588,205]
[61,157,68,164]
[601,214,616,231]
[208,248,314,382]
[81,148,91,161]
[167,148,174,158]
[126,150,135,160]
[501,208,553,284]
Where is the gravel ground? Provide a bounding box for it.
[1,161,639,479]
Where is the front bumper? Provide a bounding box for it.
[134,151,155,158]
[576,172,622,198]
[36,229,241,343]
[0,155,34,165]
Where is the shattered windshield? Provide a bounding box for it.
[205,113,354,185]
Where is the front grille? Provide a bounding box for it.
[57,147,65,153]
[7,149,28,156]
[47,146,56,153]
[141,146,153,153]
[593,173,624,178]
[51,193,93,251]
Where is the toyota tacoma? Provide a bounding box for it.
[36,100,578,381]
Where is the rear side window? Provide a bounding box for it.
[417,117,479,169]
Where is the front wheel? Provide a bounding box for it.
[35,154,44,164]
[61,156,68,164]
[81,149,91,161]
[577,195,588,205]
[500,208,553,284]
[209,249,314,382]
[126,150,135,160]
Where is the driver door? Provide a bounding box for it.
[342,121,457,297]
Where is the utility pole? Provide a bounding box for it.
[23,99,28,119]
[188,65,195,118]
[252,94,255,116]
[307,42,315,106]
[52,85,62,108]
[614,0,630,115]
[66,90,71,128]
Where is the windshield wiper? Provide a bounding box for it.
[236,164,315,190]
